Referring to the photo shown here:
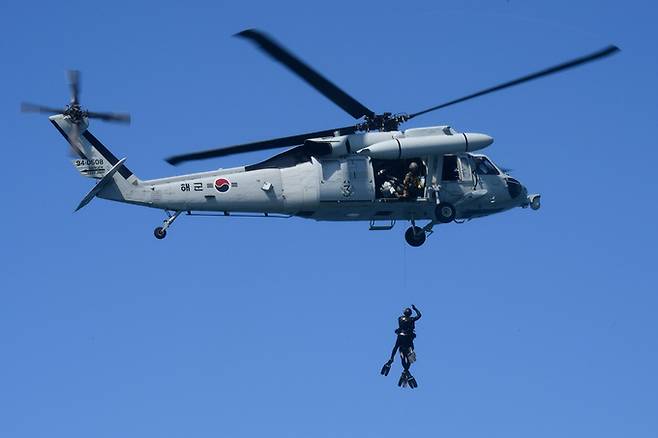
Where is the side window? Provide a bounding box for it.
[473,156,499,175]
[442,155,459,181]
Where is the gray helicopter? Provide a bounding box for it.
[22,30,618,246]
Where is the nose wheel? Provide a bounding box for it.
[405,225,426,247]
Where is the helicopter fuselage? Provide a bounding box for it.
[79,120,539,223]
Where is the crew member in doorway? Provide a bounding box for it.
[380,304,422,388]
[399,162,422,199]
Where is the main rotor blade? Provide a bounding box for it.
[86,110,131,124]
[408,45,620,120]
[67,70,80,105]
[236,29,375,120]
[166,125,358,165]
[21,102,63,115]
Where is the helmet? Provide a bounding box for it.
[408,162,418,172]
[403,308,412,317]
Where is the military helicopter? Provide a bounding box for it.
[22,30,619,246]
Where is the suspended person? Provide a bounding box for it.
[381,304,422,388]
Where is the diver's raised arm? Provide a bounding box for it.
[412,304,421,321]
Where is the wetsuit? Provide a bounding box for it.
[388,307,422,370]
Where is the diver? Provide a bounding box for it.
[381,304,422,388]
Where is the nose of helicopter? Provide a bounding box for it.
[465,133,494,151]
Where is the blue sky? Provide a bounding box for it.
[1,1,657,437]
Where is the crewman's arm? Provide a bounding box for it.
[412,304,422,321]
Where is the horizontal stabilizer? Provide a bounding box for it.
[75,158,127,211]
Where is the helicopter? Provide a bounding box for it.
[22,29,619,246]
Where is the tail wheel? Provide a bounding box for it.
[154,227,167,239]
[435,203,456,223]
[405,226,426,247]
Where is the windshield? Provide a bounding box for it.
[473,156,499,175]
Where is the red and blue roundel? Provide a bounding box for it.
[215,178,231,193]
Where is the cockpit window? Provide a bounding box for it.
[442,155,459,181]
[473,156,499,175]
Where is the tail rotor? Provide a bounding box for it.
[22,70,131,124]
[22,70,131,156]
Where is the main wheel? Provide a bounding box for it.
[405,226,426,247]
[154,226,167,239]
[435,203,456,223]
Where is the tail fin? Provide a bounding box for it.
[50,114,142,209]
[49,114,138,185]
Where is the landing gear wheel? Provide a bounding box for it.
[435,203,456,223]
[405,226,426,247]
[154,227,167,240]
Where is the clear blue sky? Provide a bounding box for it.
[1,1,657,437]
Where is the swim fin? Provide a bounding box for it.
[381,360,392,376]
[397,370,417,388]
[407,373,418,389]
[398,371,409,387]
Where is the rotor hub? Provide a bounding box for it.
[359,112,410,132]
[64,104,86,123]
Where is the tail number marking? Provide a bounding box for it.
[75,158,104,166]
